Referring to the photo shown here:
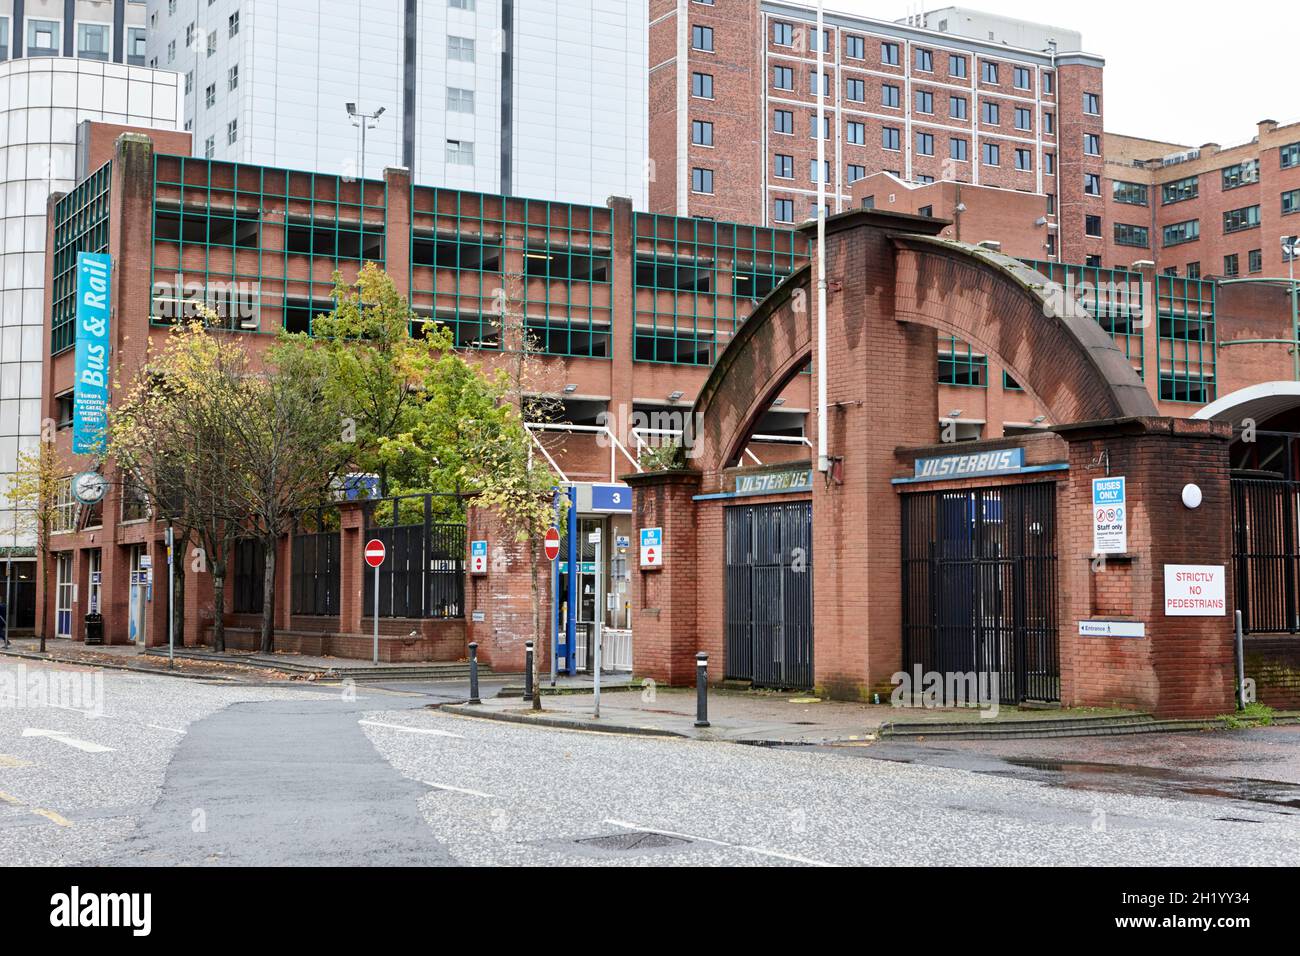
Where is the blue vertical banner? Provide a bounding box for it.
[73,252,112,455]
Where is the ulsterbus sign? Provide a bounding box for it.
[913,448,1025,481]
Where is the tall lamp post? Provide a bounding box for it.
[346,103,385,181]
[1285,235,1300,382]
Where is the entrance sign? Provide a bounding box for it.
[1091,477,1127,555]
[364,539,386,568]
[640,527,663,568]
[1079,620,1146,638]
[734,468,813,495]
[73,252,112,455]
[576,483,633,513]
[470,540,488,575]
[913,448,1024,481]
[544,527,561,561]
[1164,565,1226,616]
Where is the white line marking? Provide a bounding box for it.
[423,781,496,798]
[358,719,463,739]
[146,724,186,735]
[603,818,832,867]
[21,728,115,753]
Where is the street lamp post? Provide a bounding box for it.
[1285,236,1300,382]
[346,103,385,181]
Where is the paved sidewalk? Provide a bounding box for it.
[439,687,1176,744]
[0,638,299,682]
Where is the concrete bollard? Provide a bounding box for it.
[468,641,481,705]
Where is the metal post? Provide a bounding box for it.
[1235,609,1246,711]
[593,534,602,719]
[1290,251,1298,382]
[372,562,380,665]
[166,525,175,667]
[524,641,534,702]
[695,652,709,727]
[468,641,481,705]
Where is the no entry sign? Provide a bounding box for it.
[364,538,386,568]
[544,527,561,561]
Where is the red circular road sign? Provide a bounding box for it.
[544,527,561,562]
[364,538,386,568]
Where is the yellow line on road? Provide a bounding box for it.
[0,789,72,827]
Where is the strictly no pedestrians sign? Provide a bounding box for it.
[364,539,386,568]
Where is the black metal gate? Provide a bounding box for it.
[291,517,340,618]
[1232,477,1300,634]
[901,482,1059,705]
[724,501,813,689]
[363,494,466,619]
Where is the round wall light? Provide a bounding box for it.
[1181,483,1203,509]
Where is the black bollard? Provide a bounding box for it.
[694,652,710,728]
[468,641,481,705]
[524,641,534,702]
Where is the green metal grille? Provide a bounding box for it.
[1156,274,1216,403]
[1022,259,1146,380]
[632,214,809,366]
[408,187,613,357]
[150,155,386,333]
[938,336,987,387]
[50,163,112,355]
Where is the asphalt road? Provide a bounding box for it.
[1,659,1297,866]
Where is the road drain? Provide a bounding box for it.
[575,831,691,852]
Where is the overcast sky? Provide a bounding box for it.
[836,1,1299,146]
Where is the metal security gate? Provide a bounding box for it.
[724,501,813,689]
[363,494,466,619]
[1232,477,1300,634]
[901,483,1059,704]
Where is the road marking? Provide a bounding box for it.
[0,755,32,769]
[21,728,115,753]
[0,790,72,828]
[146,724,185,735]
[423,782,496,799]
[358,719,463,739]
[603,818,832,867]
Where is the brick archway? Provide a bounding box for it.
[690,221,1157,476]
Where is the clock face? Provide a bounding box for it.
[72,472,107,505]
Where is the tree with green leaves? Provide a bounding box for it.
[6,429,64,652]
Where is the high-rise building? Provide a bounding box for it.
[649,1,1105,261]
[0,3,181,629]
[146,0,649,208]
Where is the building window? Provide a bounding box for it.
[1014,107,1031,131]
[882,126,900,151]
[882,84,900,108]
[846,78,864,102]
[982,102,999,125]
[982,142,1000,166]
[808,27,831,52]
[808,71,828,96]
[881,42,899,66]
[1162,176,1198,204]
[446,139,474,165]
[981,61,998,84]
[1223,205,1261,233]
[229,11,240,36]
[1043,111,1054,134]
[692,25,713,51]
[1043,72,1054,94]
[773,66,793,90]
[691,167,713,194]
[845,35,864,59]
[166,39,176,63]
[1085,215,1102,237]
[1083,92,1101,114]
[1249,249,1263,273]
[915,90,933,113]
[1224,254,1239,277]
[447,35,475,61]
[27,19,59,54]
[847,164,865,183]
[1114,223,1149,248]
[227,119,238,144]
[450,0,476,7]
[939,341,988,387]
[1222,160,1259,190]
[1163,219,1200,246]
[949,95,967,120]
[205,83,216,108]
[810,115,829,139]
[1046,193,1055,214]
[1013,66,1031,90]
[77,23,111,60]
[1283,189,1300,216]
[1083,133,1101,156]
[207,30,217,56]
[773,199,794,223]
[691,120,713,146]
[915,48,932,72]
[949,54,967,78]
[185,71,194,94]
[916,175,935,185]
[809,159,830,183]
[1282,142,1300,169]
[228,65,239,90]
[847,122,866,145]
[916,132,934,156]
[1084,173,1101,195]
[772,22,792,46]
[773,109,793,134]
[204,136,215,159]
[1187,262,1201,279]
[773,154,793,179]
[447,87,474,112]
[1112,181,1148,206]
[1044,152,1055,175]
[1086,254,1101,267]
[950,137,968,162]
[692,72,713,98]
[1015,148,1032,171]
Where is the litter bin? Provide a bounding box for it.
[84,612,104,646]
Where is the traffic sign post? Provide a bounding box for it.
[365,539,386,664]
[589,528,602,719]
[544,527,561,562]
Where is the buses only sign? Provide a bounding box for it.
[1092,477,1127,555]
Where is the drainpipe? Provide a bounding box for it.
[815,0,829,475]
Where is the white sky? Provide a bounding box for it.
[834,1,1299,147]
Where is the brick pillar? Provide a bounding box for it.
[464,504,549,673]
[625,469,701,685]
[339,503,366,635]
[1056,417,1236,717]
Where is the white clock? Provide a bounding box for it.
[72,471,108,505]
